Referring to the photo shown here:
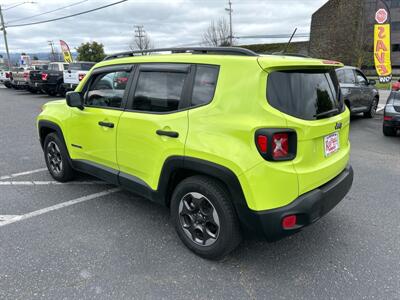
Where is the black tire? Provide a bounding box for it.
[364,97,378,118]
[43,133,75,182]
[383,125,396,136]
[170,175,242,260]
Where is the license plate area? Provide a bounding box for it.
[324,132,340,157]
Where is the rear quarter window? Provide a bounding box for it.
[267,69,342,120]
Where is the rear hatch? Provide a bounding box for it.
[259,56,350,195]
[63,62,94,85]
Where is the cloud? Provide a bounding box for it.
[0,0,328,54]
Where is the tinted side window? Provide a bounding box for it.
[191,65,219,106]
[344,70,356,84]
[356,71,367,85]
[336,70,345,83]
[132,71,187,112]
[86,71,130,108]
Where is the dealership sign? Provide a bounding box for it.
[60,40,73,63]
[374,8,392,83]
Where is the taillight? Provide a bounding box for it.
[41,73,48,81]
[5,72,10,78]
[256,135,268,153]
[78,73,85,81]
[255,129,296,161]
[23,72,29,81]
[272,133,289,159]
[384,116,393,121]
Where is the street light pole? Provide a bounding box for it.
[0,5,12,69]
[225,0,233,46]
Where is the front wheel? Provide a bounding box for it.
[170,176,242,260]
[43,133,75,182]
[364,98,378,118]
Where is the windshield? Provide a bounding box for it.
[267,69,342,120]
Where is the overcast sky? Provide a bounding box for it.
[0,0,328,54]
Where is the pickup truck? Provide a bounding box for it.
[12,65,48,91]
[62,62,95,92]
[30,62,69,96]
[0,68,12,88]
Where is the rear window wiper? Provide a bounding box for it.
[314,108,339,119]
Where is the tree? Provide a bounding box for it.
[129,25,153,54]
[76,41,106,62]
[202,18,231,47]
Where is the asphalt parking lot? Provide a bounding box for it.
[0,87,399,299]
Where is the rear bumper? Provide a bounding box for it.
[240,165,353,241]
[62,83,78,91]
[30,82,56,91]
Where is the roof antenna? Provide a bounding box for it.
[283,27,297,54]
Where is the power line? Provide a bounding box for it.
[7,0,89,25]
[4,0,128,29]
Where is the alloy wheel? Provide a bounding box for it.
[47,141,63,176]
[178,192,220,246]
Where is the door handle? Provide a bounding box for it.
[156,130,179,138]
[98,121,114,128]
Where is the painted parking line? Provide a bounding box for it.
[377,104,385,112]
[0,188,120,227]
[0,168,47,180]
[0,181,108,186]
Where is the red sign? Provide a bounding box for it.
[375,8,388,24]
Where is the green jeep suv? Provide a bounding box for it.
[37,47,353,259]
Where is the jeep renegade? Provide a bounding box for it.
[37,47,354,259]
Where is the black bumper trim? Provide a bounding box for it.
[241,165,354,241]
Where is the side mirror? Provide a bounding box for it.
[66,91,84,110]
[369,79,376,86]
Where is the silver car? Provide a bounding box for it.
[383,91,400,136]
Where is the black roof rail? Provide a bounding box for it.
[103,47,259,61]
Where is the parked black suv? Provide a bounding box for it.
[336,66,379,118]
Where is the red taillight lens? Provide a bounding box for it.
[78,73,85,81]
[23,72,29,80]
[41,73,48,81]
[272,133,289,159]
[282,215,297,229]
[256,135,268,153]
[5,72,10,78]
[384,116,393,121]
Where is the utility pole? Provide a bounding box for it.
[0,5,12,69]
[134,25,145,54]
[225,0,233,46]
[48,40,56,62]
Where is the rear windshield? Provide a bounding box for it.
[68,63,94,71]
[267,69,342,120]
[388,91,400,106]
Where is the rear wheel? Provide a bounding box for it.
[170,176,242,260]
[364,97,378,118]
[383,125,396,136]
[43,133,75,182]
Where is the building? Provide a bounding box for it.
[309,0,400,73]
